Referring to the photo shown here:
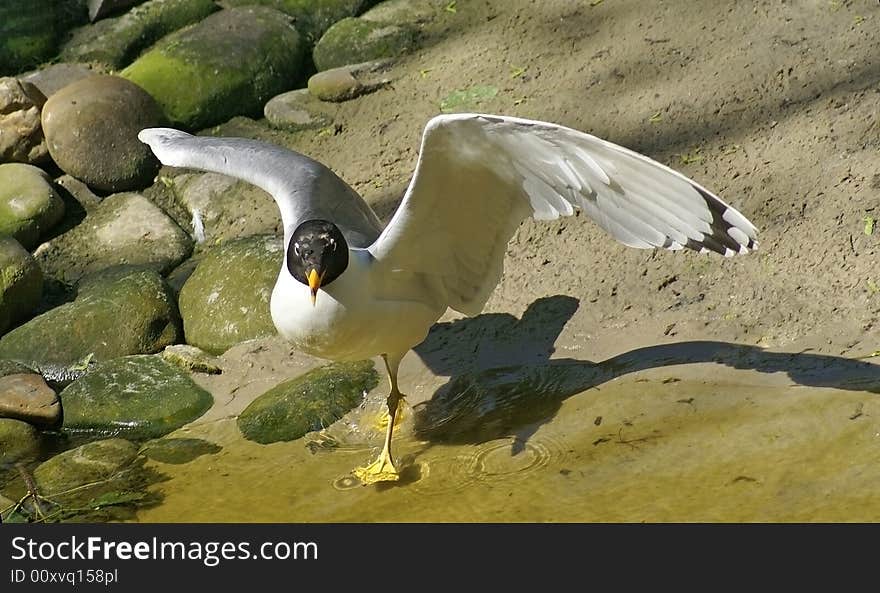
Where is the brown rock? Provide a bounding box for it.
[0,373,61,428]
[41,74,163,192]
[0,77,49,164]
[307,60,393,103]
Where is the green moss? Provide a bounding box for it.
[238,360,379,444]
[121,6,307,129]
[312,16,416,71]
[60,355,214,439]
[62,0,219,69]
[222,0,369,42]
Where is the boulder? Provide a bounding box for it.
[59,355,213,439]
[0,237,43,334]
[41,75,163,192]
[0,163,65,250]
[0,77,48,164]
[122,6,307,129]
[0,267,182,366]
[313,16,416,71]
[178,235,281,354]
[0,373,60,427]
[238,360,378,443]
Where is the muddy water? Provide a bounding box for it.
[134,344,880,522]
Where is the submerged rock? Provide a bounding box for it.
[0,77,48,164]
[0,418,41,465]
[178,235,281,354]
[63,0,218,69]
[139,437,221,464]
[313,16,417,72]
[35,192,192,285]
[41,75,163,192]
[122,6,307,129]
[0,237,43,334]
[0,268,182,366]
[0,163,65,249]
[238,360,378,444]
[33,438,138,496]
[60,355,213,439]
[0,373,60,428]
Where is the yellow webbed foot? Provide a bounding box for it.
[353,451,400,484]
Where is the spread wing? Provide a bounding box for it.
[368,113,758,316]
[138,128,383,248]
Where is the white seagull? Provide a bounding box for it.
[139,113,758,484]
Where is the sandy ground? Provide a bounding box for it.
[131,0,880,521]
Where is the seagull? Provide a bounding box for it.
[139,113,758,484]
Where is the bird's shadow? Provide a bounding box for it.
[411,295,880,452]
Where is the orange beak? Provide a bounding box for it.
[307,268,322,306]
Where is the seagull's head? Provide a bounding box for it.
[287,220,349,306]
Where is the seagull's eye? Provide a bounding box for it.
[293,243,301,257]
[329,238,337,251]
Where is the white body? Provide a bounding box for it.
[270,249,444,361]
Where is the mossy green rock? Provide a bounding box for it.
[178,235,280,354]
[0,268,182,366]
[0,418,41,465]
[60,355,213,438]
[0,163,65,249]
[121,6,307,129]
[313,16,416,71]
[0,0,88,75]
[33,438,138,495]
[0,237,43,334]
[139,437,221,464]
[238,360,378,444]
[62,0,219,70]
[222,0,369,42]
[35,192,192,285]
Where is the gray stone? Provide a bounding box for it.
[35,192,192,285]
[170,172,282,244]
[161,344,222,374]
[60,355,213,439]
[33,438,139,495]
[178,235,281,354]
[0,418,41,465]
[0,373,60,427]
[313,16,417,72]
[238,360,378,444]
[264,88,332,131]
[42,75,163,192]
[20,63,105,98]
[220,0,370,42]
[121,6,307,129]
[88,0,147,21]
[54,174,104,212]
[0,77,48,164]
[63,0,219,70]
[307,59,392,102]
[0,163,64,249]
[0,237,42,334]
[139,437,221,464]
[0,268,182,367]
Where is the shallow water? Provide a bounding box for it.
[133,350,880,523]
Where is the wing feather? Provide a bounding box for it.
[368,114,758,316]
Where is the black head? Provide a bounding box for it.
[287,220,349,304]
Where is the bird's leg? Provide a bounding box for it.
[354,353,404,484]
